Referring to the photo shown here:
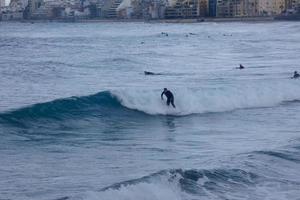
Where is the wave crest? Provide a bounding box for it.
[0,91,122,125]
[84,168,259,200]
[113,80,300,115]
[1,80,300,124]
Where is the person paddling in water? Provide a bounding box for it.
[292,71,300,79]
[238,64,245,69]
[161,88,176,108]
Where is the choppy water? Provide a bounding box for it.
[0,21,300,200]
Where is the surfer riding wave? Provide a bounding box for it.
[161,88,176,108]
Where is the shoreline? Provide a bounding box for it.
[148,17,275,23]
[2,16,299,23]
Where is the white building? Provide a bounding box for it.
[0,0,6,8]
[258,0,285,15]
[9,0,28,10]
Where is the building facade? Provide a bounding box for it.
[0,0,5,8]
[1,0,294,20]
[217,0,246,17]
[165,0,208,18]
[209,0,217,16]
[258,0,285,15]
[245,0,259,15]
[216,0,260,17]
[285,0,300,11]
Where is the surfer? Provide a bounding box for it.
[144,71,155,75]
[238,64,245,69]
[292,71,300,79]
[144,71,162,75]
[161,88,176,108]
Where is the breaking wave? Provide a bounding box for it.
[1,80,300,124]
[81,144,300,200]
[83,168,259,200]
[113,81,300,115]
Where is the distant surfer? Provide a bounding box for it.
[144,71,155,75]
[238,64,245,69]
[161,88,176,108]
[144,71,162,75]
[292,71,300,79]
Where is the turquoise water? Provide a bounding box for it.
[0,21,300,200]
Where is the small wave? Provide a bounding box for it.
[100,168,258,192]
[54,197,69,200]
[0,91,123,126]
[89,145,300,200]
[84,168,259,200]
[254,150,300,163]
[249,65,272,69]
[102,57,139,64]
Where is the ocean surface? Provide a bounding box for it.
[0,21,300,200]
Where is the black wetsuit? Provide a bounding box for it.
[161,90,176,108]
[294,73,300,79]
[144,71,155,75]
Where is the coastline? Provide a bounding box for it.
[2,16,299,23]
[75,16,275,23]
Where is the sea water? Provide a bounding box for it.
[0,21,300,200]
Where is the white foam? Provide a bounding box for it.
[112,80,300,116]
[83,174,189,200]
